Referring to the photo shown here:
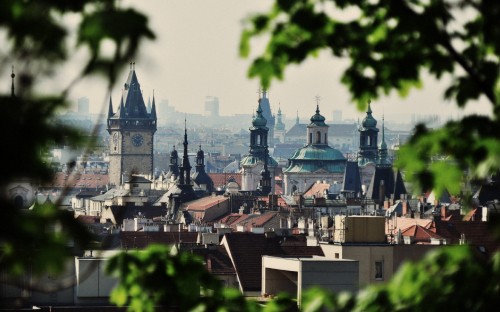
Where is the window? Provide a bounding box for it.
[334,253,340,259]
[375,261,384,280]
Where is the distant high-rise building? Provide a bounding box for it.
[78,97,89,114]
[204,96,219,117]
[157,99,174,125]
[333,109,342,123]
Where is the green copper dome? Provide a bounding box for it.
[362,102,377,128]
[289,145,345,161]
[283,145,346,173]
[252,102,267,128]
[309,105,327,127]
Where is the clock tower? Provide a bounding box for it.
[107,63,157,186]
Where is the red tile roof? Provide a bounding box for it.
[208,173,242,189]
[434,220,500,257]
[400,224,443,243]
[184,195,229,211]
[304,182,330,198]
[386,217,435,236]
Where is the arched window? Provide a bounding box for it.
[324,133,327,144]
[316,131,321,144]
[309,133,312,144]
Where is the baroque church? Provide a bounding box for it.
[282,105,347,195]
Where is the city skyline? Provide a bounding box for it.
[2,0,494,122]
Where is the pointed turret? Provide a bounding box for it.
[358,100,380,166]
[119,96,126,118]
[378,116,390,166]
[275,104,285,130]
[122,62,148,117]
[151,93,157,120]
[166,145,180,179]
[107,96,114,118]
[192,145,214,193]
[181,119,192,185]
[11,65,15,97]
[241,90,278,192]
[257,147,272,195]
[258,88,275,146]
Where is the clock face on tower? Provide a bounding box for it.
[132,133,144,147]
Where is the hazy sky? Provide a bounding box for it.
[4,0,494,122]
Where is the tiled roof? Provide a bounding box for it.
[258,196,287,207]
[104,205,166,224]
[386,217,435,236]
[223,232,324,292]
[304,182,330,197]
[47,172,109,189]
[191,246,236,275]
[400,224,443,243]
[218,213,252,227]
[236,212,280,231]
[328,123,358,136]
[286,124,307,137]
[208,173,242,189]
[434,219,500,258]
[184,195,229,211]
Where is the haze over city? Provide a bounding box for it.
[2,1,493,122]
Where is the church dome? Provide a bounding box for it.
[252,103,267,128]
[283,145,346,174]
[309,105,327,126]
[290,145,345,161]
[362,102,377,128]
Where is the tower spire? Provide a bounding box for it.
[182,118,192,185]
[11,65,15,97]
[107,94,113,118]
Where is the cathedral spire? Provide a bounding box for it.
[181,118,192,185]
[107,95,113,118]
[119,95,126,118]
[151,91,157,119]
[378,115,389,166]
[10,65,15,97]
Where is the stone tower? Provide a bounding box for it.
[107,63,157,186]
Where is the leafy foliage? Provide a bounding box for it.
[0,0,155,280]
[240,0,500,198]
[106,244,261,312]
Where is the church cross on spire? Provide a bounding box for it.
[315,95,321,106]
